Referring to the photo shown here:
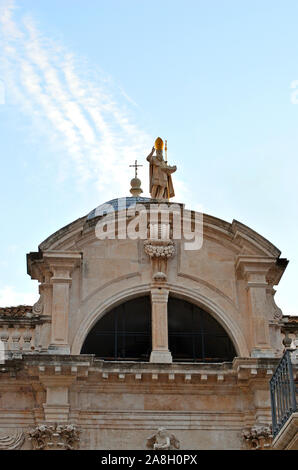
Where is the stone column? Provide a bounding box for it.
[144,237,175,363]
[236,257,276,357]
[150,287,172,363]
[144,238,175,363]
[44,252,81,354]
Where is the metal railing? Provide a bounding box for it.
[270,349,297,437]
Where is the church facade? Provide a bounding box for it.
[0,140,297,450]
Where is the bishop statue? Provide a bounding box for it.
[146,137,177,201]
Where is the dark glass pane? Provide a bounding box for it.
[81,333,115,360]
[200,309,224,334]
[168,296,236,362]
[169,335,194,361]
[168,298,193,333]
[203,334,234,362]
[95,310,115,330]
[81,296,151,361]
[122,297,151,332]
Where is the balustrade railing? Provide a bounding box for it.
[0,324,35,358]
[270,349,297,437]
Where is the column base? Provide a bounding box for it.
[150,350,172,364]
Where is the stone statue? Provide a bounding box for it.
[146,427,180,450]
[147,138,177,200]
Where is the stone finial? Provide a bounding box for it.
[129,160,143,196]
[146,427,180,450]
[283,331,293,349]
[130,177,143,197]
[28,423,80,450]
[242,424,272,450]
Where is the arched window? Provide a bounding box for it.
[168,297,236,362]
[81,296,151,361]
[81,295,236,362]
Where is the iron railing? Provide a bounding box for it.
[270,349,297,437]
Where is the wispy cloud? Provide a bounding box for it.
[0,285,38,307]
[0,0,191,202]
[0,0,152,198]
[0,0,191,307]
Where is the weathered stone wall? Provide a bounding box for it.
[0,356,281,449]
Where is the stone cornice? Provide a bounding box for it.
[235,256,278,282]
[27,251,82,282]
[28,205,285,265]
[0,315,50,326]
[0,355,284,388]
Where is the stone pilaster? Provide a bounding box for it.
[236,257,276,357]
[40,375,75,423]
[44,252,81,354]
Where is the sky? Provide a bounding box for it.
[0,0,298,315]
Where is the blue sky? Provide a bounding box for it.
[0,0,298,315]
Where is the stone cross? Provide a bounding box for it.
[129,160,143,178]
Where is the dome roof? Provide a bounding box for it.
[87,196,154,220]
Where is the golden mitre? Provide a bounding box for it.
[154,137,164,150]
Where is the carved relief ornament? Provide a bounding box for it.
[28,423,80,450]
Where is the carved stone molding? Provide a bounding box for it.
[266,286,282,321]
[28,423,80,450]
[144,239,175,258]
[0,429,25,450]
[146,427,180,450]
[242,424,272,450]
[32,295,44,316]
[152,272,167,282]
[144,239,175,282]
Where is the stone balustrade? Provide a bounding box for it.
[0,312,50,358]
[0,324,36,356]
